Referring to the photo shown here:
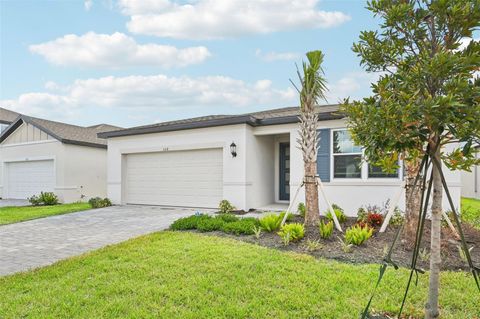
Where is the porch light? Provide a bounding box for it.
[230,142,237,158]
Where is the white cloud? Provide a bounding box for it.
[84,0,93,11]
[458,37,478,50]
[255,49,299,62]
[119,0,350,40]
[29,32,211,68]
[1,74,296,122]
[326,72,380,103]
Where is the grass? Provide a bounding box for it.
[0,202,92,225]
[461,197,480,230]
[0,232,478,319]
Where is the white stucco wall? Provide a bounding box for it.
[462,164,479,199]
[106,124,249,209]
[62,144,108,202]
[0,140,107,203]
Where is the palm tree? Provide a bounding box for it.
[292,51,328,227]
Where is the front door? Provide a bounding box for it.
[279,143,290,201]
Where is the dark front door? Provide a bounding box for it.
[279,142,290,201]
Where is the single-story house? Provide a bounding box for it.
[0,110,121,202]
[99,105,462,215]
[461,145,479,199]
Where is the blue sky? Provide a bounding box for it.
[0,0,380,128]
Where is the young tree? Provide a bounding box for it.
[342,1,480,318]
[293,50,328,227]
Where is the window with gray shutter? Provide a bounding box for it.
[317,128,331,182]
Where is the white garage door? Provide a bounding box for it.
[6,160,55,199]
[125,148,223,208]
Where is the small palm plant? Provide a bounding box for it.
[291,50,328,227]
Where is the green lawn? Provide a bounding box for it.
[0,202,92,225]
[0,232,478,319]
[461,197,480,229]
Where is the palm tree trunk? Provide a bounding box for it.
[403,158,422,248]
[426,148,442,319]
[304,161,320,227]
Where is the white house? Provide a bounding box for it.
[0,110,120,202]
[461,145,479,199]
[99,105,462,216]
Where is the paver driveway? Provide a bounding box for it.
[0,205,210,276]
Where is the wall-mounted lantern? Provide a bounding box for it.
[230,142,237,158]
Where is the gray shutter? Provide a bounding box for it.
[317,128,331,182]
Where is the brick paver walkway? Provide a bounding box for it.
[0,205,209,276]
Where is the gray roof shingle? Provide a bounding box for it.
[0,107,20,124]
[0,108,122,148]
[99,104,343,139]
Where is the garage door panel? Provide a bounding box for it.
[6,160,55,199]
[125,148,223,207]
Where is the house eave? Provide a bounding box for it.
[98,113,345,139]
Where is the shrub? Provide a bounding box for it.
[303,239,323,252]
[88,197,112,208]
[216,214,239,223]
[221,218,258,235]
[28,192,59,206]
[170,214,211,231]
[28,195,42,206]
[218,200,235,214]
[279,211,294,222]
[326,206,347,223]
[259,214,283,232]
[297,202,306,217]
[253,226,262,239]
[357,207,367,223]
[319,220,334,239]
[390,208,405,227]
[338,236,354,253]
[345,225,373,246]
[278,223,305,244]
[366,212,384,228]
[197,218,225,232]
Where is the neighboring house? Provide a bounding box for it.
[99,105,462,215]
[461,145,479,199]
[0,107,20,133]
[0,110,121,202]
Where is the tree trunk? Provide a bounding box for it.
[304,161,320,227]
[403,158,422,248]
[425,148,442,319]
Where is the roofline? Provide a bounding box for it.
[98,112,345,139]
[0,116,107,149]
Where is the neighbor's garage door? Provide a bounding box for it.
[6,160,55,199]
[125,148,223,208]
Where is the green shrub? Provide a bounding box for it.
[197,218,225,232]
[279,211,294,222]
[278,223,305,244]
[215,214,239,223]
[170,214,211,231]
[319,220,333,239]
[221,218,258,235]
[297,202,306,217]
[88,197,112,208]
[390,208,404,227]
[325,207,347,223]
[345,225,373,246]
[218,200,235,214]
[28,192,59,206]
[357,207,368,223]
[259,214,283,232]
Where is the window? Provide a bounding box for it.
[368,164,399,178]
[333,130,362,178]
[0,124,8,133]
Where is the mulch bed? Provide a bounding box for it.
[201,215,480,271]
